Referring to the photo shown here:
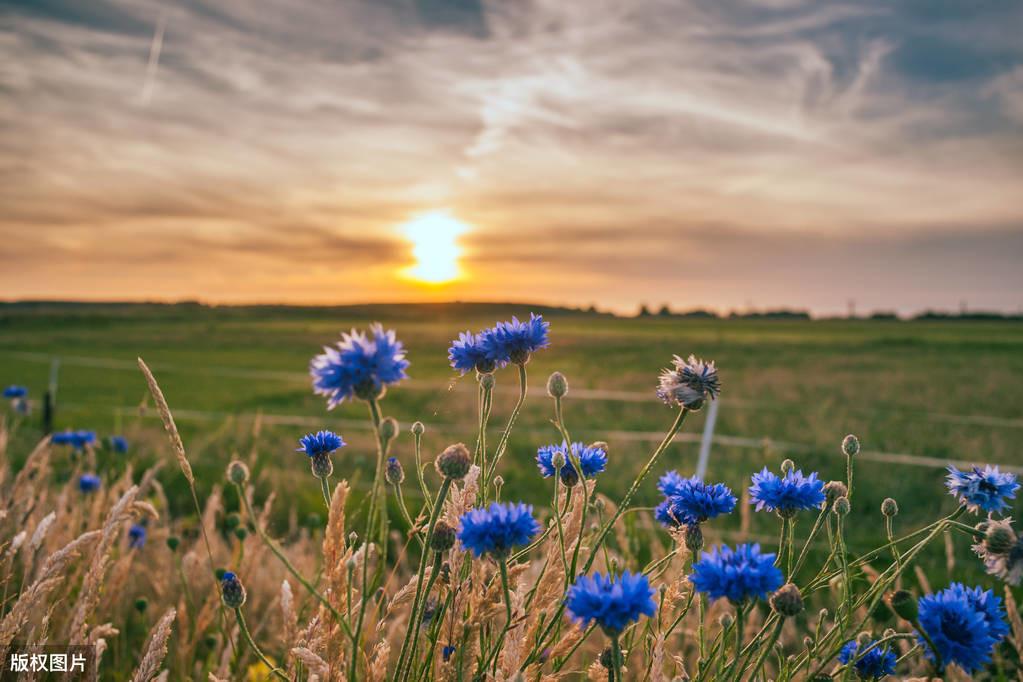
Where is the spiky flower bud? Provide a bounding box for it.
[166,536,180,552]
[985,519,1016,555]
[600,647,614,669]
[345,557,357,573]
[435,443,472,480]
[310,451,333,478]
[684,524,704,553]
[227,460,249,485]
[803,636,814,650]
[888,589,917,621]
[479,373,496,391]
[842,434,860,457]
[824,480,848,506]
[493,475,504,494]
[780,459,795,474]
[134,597,148,613]
[546,371,568,398]
[718,613,734,629]
[234,527,248,541]
[225,512,241,530]
[881,498,899,517]
[348,531,358,545]
[380,417,399,441]
[431,521,457,552]
[221,571,246,608]
[411,421,425,437]
[551,450,566,471]
[833,496,851,516]
[770,583,804,617]
[385,457,405,485]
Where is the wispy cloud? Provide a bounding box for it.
[1,0,1021,313]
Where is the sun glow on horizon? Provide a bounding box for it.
[401,212,470,284]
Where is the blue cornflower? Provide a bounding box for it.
[442,645,456,662]
[655,471,736,527]
[457,502,541,558]
[690,543,783,604]
[479,314,549,366]
[310,324,409,408]
[109,436,129,453]
[298,430,346,457]
[749,467,825,517]
[657,355,720,410]
[946,465,1018,515]
[536,441,607,485]
[448,331,492,375]
[917,582,1008,673]
[565,571,657,636]
[839,640,897,680]
[3,385,27,399]
[78,473,101,493]
[53,430,96,450]
[128,524,147,549]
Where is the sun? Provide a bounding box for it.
[400,212,470,284]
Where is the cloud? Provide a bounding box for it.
[1,0,1021,313]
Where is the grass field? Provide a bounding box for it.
[3,302,1022,578]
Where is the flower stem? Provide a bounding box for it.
[610,634,624,682]
[319,475,332,513]
[485,363,528,483]
[234,607,288,681]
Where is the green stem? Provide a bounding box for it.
[611,634,624,682]
[485,363,528,483]
[235,483,352,639]
[478,558,516,677]
[319,475,333,513]
[235,607,288,681]
[394,478,453,681]
[412,427,433,516]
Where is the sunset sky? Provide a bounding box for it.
[2,0,1022,315]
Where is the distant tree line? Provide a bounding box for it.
[636,303,1023,322]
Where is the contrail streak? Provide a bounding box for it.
[140,13,166,105]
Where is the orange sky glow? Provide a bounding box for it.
[2,1,1022,315]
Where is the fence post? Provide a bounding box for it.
[695,398,720,480]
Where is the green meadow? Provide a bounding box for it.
[3,302,1022,579]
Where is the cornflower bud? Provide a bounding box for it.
[780,459,795,474]
[411,421,425,436]
[385,457,404,485]
[431,521,457,552]
[227,460,249,485]
[719,613,734,629]
[881,498,899,517]
[479,373,496,391]
[824,481,848,506]
[166,536,180,552]
[380,417,399,442]
[234,527,248,541]
[134,597,148,613]
[546,371,568,398]
[985,519,1016,555]
[833,496,851,516]
[684,524,704,553]
[435,443,472,480]
[888,590,918,621]
[842,434,860,457]
[221,571,246,608]
[770,583,804,617]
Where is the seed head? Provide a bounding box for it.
[888,589,917,621]
[842,434,860,457]
[833,496,851,516]
[546,371,568,398]
[221,571,246,608]
[881,498,899,517]
[227,460,249,485]
[435,443,472,480]
[780,459,795,474]
[431,521,457,552]
[411,420,425,436]
[385,457,405,485]
[770,583,804,617]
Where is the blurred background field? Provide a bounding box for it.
[3,301,1022,580]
